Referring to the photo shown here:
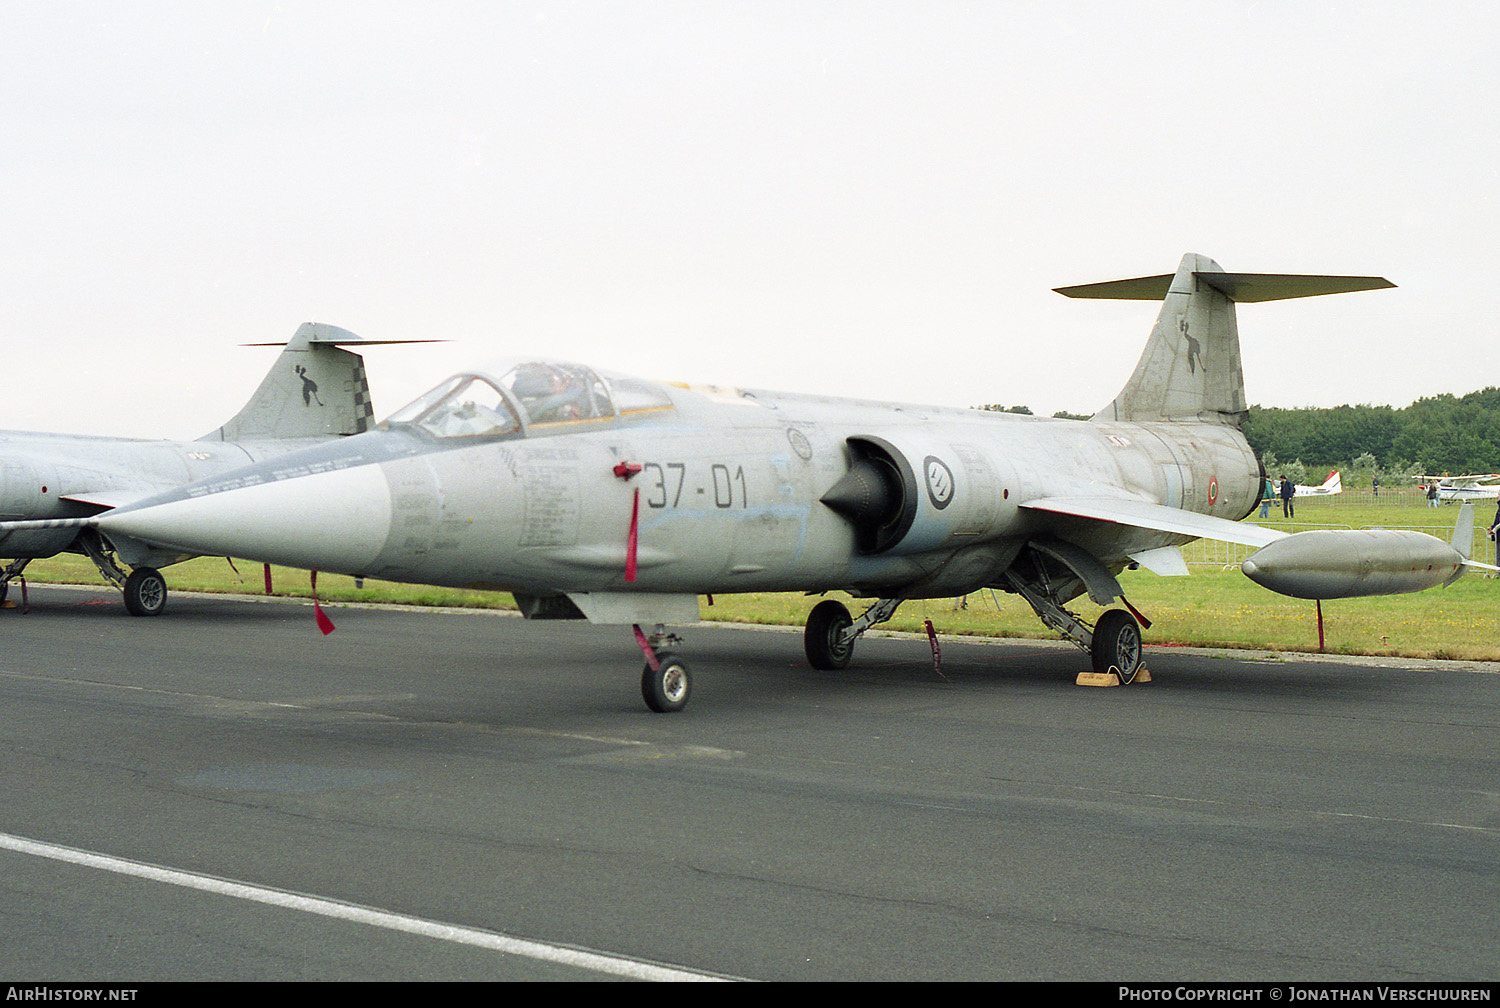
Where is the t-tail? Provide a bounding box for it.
[1056,253,1394,426]
[201,322,441,442]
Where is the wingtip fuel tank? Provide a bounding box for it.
[1241,529,1465,600]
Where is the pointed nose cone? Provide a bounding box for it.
[97,464,394,574]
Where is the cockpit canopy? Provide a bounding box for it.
[383,359,674,440]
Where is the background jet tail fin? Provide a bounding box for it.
[1061,255,1393,426]
[200,323,442,443]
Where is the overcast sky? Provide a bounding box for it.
[3,1,1496,439]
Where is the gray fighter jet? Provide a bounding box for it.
[0,323,425,614]
[8,254,1485,710]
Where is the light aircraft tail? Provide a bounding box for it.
[201,323,439,442]
[1057,254,1393,426]
[1294,470,1342,496]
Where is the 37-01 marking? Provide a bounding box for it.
[641,462,748,509]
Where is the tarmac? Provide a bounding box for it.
[1,583,1496,981]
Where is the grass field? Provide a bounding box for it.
[16,495,1500,661]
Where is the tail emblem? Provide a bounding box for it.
[1180,317,1203,374]
[294,365,325,407]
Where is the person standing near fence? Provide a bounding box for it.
[1279,475,1295,518]
[1428,482,1440,508]
[1490,500,1500,573]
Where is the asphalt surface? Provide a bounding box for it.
[1,584,1496,982]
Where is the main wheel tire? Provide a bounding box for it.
[641,651,691,713]
[122,567,168,617]
[1090,608,1143,682]
[804,599,855,670]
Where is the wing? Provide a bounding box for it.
[1021,497,1287,548]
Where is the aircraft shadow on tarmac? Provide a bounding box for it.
[7,587,1428,712]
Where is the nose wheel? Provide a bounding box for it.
[634,624,691,712]
[641,651,691,713]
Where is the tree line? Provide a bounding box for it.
[978,388,1500,487]
[1243,388,1500,486]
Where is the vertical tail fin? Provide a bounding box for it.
[1056,254,1394,426]
[199,324,442,443]
[201,323,375,442]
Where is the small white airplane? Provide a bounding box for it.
[1294,471,1341,497]
[1416,475,1500,502]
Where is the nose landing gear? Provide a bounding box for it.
[634,624,690,713]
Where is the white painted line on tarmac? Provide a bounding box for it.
[0,831,737,982]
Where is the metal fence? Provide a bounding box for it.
[1292,488,1500,507]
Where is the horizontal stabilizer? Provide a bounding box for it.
[241,339,446,347]
[1022,496,1286,548]
[241,321,447,347]
[1078,254,1396,426]
[1055,272,1394,303]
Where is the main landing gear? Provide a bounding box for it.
[803,576,1148,687]
[1004,570,1146,683]
[80,533,169,617]
[804,597,901,670]
[0,553,167,617]
[0,559,30,608]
